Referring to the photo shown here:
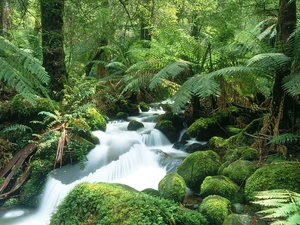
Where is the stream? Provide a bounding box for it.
[0,108,190,225]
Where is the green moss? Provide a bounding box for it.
[225,126,241,136]
[244,162,300,201]
[177,150,221,192]
[158,172,186,203]
[240,147,258,160]
[116,111,129,120]
[200,175,243,203]
[186,111,228,138]
[139,101,150,112]
[155,120,179,143]
[20,159,53,206]
[50,182,208,225]
[85,107,106,131]
[11,94,33,117]
[221,160,257,186]
[127,120,144,131]
[198,195,231,225]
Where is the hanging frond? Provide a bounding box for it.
[247,53,292,73]
[0,37,50,101]
[267,133,300,145]
[253,189,300,225]
[172,79,194,113]
[149,60,191,90]
[1,124,33,133]
[282,73,300,96]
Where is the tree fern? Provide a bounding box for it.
[282,73,300,97]
[252,189,300,225]
[149,60,191,90]
[267,133,300,145]
[0,37,50,102]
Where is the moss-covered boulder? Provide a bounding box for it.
[158,172,186,203]
[221,160,257,186]
[177,150,221,192]
[240,147,258,160]
[155,120,179,143]
[20,159,53,206]
[157,112,185,132]
[85,107,106,131]
[223,146,258,162]
[187,111,229,141]
[139,101,150,112]
[200,175,243,203]
[50,182,208,225]
[116,111,129,120]
[198,195,231,225]
[127,120,144,131]
[244,162,300,201]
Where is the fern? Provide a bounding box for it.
[253,189,300,225]
[282,73,300,97]
[0,36,50,102]
[268,133,300,145]
[1,124,33,133]
[149,60,191,90]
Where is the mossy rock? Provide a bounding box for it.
[222,214,267,225]
[139,101,150,112]
[155,120,179,143]
[85,107,106,131]
[198,195,231,225]
[221,160,257,186]
[141,188,160,197]
[3,198,19,208]
[187,111,228,141]
[200,175,243,203]
[177,150,221,192]
[20,159,53,206]
[116,111,129,120]
[158,172,186,203]
[157,112,185,132]
[223,146,257,162]
[127,120,144,131]
[50,182,208,225]
[244,162,300,201]
[11,94,58,118]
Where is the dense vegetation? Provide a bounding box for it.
[0,0,300,224]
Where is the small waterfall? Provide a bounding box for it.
[1,111,186,225]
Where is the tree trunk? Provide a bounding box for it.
[1,0,11,39]
[40,0,68,101]
[253,0,296,157]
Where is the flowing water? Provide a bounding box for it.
[0,108,188,225]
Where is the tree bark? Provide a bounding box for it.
[40,0,68,101]
[253,0,296,156]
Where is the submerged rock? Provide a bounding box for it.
[127,120,144,131]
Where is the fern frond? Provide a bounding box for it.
[1,124,33,133]
[282,73,300,97]
[0,36,50,99]
[268,133,300,144]
[247,53,292,73]
[171,80,193,113]
[149,60,191,90]
[253,189,300,225]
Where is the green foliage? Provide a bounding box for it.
[50,182,208,225]
[85,107,106,131]
[0,36,49,103]
[283,73,300,97]
[253,189,300,225]
[158,172,186,203]
[268,133,300,145]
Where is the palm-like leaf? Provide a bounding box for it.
[149,60,191,90]
[253,189,300,225]
[0,37,50,102]
[282,73,300,96]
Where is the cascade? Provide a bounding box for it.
[0,108,186,225]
